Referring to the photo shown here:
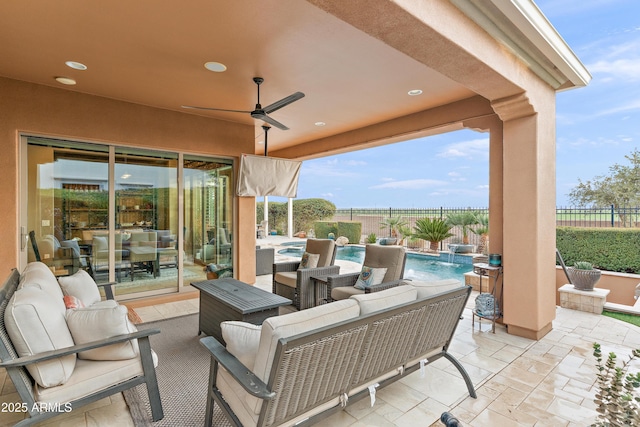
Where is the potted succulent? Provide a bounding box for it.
[412,217,454,252]
[568,261,601,291]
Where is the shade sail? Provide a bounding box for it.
[236,154,302,197]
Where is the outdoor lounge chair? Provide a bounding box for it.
[325,244,407,302]
[272,238,339,310]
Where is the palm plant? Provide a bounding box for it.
[412,217,454,252]
[379,216,408,241]
[471,214,489,254]
[446,211,480,244]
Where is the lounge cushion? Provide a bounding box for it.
[350,285,417,315]
[66,305,139,360]
[221,321,262,369]
[354,266,387,290]
[249,299,360,413]
[4,287,76,388]
[58,270,101,307]
[273,271,298,288]
[34,351,158,404]
[18,262,65,308]
[403,279,463,299]
[331,285,364,300]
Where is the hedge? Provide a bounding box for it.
[556,227,640,274]
[314,221,338,239]
[337,221,362,244]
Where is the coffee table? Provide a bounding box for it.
[191,278,292,344]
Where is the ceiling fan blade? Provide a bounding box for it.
[253,113,289,130]
[263,92,305,114]
[181,105,251,113]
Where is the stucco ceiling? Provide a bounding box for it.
[0,0,480,152]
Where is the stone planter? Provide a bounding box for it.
[568,267,601,291]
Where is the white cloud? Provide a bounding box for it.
[369,179,448,190]
[344,160,367,166]
[436,138,489,160]
[321,192,334,198]
[588,58,640,81]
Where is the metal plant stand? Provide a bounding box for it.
[472,263,503,333]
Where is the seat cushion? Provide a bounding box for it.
[350,285,417,315]
[34,350,157,404]
[58,270,101,307]
[331,285,363,300]
[66,305,139,360]
[4,287,76,388]
[249,299,360,413]
[273,271,297,288]
[404,279,462,299]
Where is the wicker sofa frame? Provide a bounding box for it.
[201,285,476,427]
[0,268,164,426]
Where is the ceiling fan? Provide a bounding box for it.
[182,77,304,130]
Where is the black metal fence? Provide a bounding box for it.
[330,205,640,247]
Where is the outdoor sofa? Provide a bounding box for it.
[200,280,475,427]
[0,262,163,426]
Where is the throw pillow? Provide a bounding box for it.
[221,321,262,369]
[58,269,101,307]
[66,305,139,360]
[354,266,388,290]
[63,295,85,309]
[298,251,320,270]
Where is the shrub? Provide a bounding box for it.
[257,198,336,235]
[366,233,377,244]
[314,221,338,239]
[556,227,640,274]
[337,221,362,244]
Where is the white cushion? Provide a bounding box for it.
[298,252,320,270]
[18,262,65,309]
[66,305,139,360]
[222,321,262,369]
[404,279,463,299]
[34,350,158,404]
[249,299,360,414]
[354,266,387,290]
[58,270,101,307]
[350,285,417,315]
[4,287,76,388]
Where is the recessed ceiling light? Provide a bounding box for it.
[121,173,131,179]
[315,121,326,127]
[55,76,76,85]
[204,62,227,72]
[65,61,87,70]
[257,140,264,145]
[408,89,423,96]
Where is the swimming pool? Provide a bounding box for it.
[277,245,473,282]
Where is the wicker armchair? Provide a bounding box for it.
[326,244,407,302]
[272,239,339,310]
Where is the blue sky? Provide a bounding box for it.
[285,0,640,208]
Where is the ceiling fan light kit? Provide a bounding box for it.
[183,77,304,130]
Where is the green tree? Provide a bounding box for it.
[445,211,480,244]
[569,149,640,226]
[379,216,408,241]
[412,217,454,252]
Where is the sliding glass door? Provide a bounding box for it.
[23,136,233,299]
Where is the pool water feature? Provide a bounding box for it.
[277,245,473,283]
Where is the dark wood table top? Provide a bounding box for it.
[191,278,291,314]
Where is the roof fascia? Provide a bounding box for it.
[451,0,591,91]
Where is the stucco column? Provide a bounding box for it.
[493,93,557,340]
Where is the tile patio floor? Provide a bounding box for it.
[2,245,640,426]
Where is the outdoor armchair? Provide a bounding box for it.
[272,238,339,310]
[326,244,407,302]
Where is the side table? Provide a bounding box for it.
[472,263,503,333]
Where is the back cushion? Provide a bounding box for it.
[4,287,76,388]
[405,279,463,299]
[19,262,65,312]
[304,239,335,267]
[58,270,102,307]
[249,299,360,413]
[363,245,405,282]
[350,285,417,315]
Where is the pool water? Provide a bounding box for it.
[277,246,473,282]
